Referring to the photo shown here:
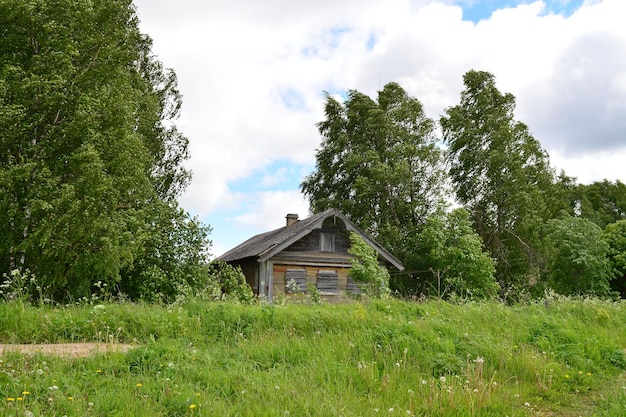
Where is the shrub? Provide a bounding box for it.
[348,233,391,299]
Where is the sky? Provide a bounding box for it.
[133,0,626,257]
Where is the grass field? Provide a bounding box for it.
[0,296,625,416]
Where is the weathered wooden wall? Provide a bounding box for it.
[280,217,350,255]
[272,264,352,297]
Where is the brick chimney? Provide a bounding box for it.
[285,213,299,227]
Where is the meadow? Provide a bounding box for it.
[0,296,625,416]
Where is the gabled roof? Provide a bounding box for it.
[218,208,404,270]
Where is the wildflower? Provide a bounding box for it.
[96,370,102,373]
[473,357,485,364]
[196,393,201,397]
[17,397,23,401]
[565,374,570,379]
[587,373,592,377]
[136,383,143,387]
[439,376,446,383]
[189,404,197,409]
[68,397,74,401]
[22,391,30,395]
[524,402,531,407]
[48,386,59,391]
[37,369,44,375]
[421,380,427,385]
[6,397,15,401]
[388,407,394,413]
[579,371,583,375]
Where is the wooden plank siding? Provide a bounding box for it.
[279,218,350,255]
[272,264,352,298]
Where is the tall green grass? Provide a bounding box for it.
[0,297,625,416]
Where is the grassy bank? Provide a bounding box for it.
[0,297,625,416]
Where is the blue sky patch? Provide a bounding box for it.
[279,87,306,110]
[459,0,587,23]
[366,32,378,51]
[208,159,312,256]
[229,160,308,194]
[301,26,353,58]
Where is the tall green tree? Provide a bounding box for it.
[440,70,555,291]
[542,215,614,296]
[415,208,498,300]
[301,82,446,273]
[602,220,626,297]
[0,0,208,301]
[576,180,626,229]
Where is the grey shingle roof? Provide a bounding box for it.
[217,209,404,270]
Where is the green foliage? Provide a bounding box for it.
[543,215,614,296]
[0,269,46,304]
[578,180,626,228]
[441,70,555,291]
[348,233,391,298]
[119,203,212,302]
[176,260,254,304]
[602,220,626,297]
[416,208,498,300]
[301,82,446,267]
[0,0,209,301]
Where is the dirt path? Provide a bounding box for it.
[0,343,135,357]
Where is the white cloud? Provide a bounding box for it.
[229,190,310,232]
[134,0,626,250]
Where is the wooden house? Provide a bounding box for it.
[217,209,404,301]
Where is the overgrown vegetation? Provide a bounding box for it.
[0,297,625,416]
[348,233,391,298]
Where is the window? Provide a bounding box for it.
[317,270,338,295]
[285,269,307,293]
[320,232,335,252]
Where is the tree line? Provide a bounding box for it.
[2,1,624,303]
[302,72,626,300]
[0,0,212,302]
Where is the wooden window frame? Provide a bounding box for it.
[317,269,338,295]
[285,268,307,293]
